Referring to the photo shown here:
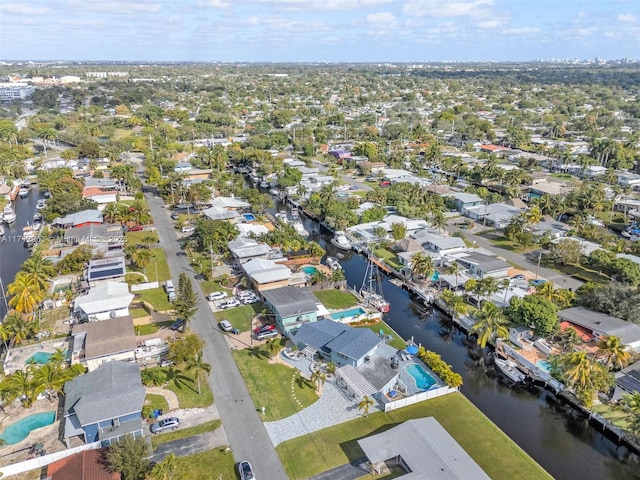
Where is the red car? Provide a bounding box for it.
[379,180,391,188]
[129,225,144,231]
[254,324,276,334]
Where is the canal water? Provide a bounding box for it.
[0,189,40,319]
[305,219,640,480]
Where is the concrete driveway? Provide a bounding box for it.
[142,175,288,479]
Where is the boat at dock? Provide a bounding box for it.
[331,230,352,250]
[36,199,46,210]
[494,355,526,384]
[18,186,30,198]
[2,205,16,224]
[326,256,342,270]
[360,256,390,313]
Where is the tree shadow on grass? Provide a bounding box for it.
[294,374,314,390]
[171,374,199,395]
[246,346,269,360]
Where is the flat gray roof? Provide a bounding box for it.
[357,417,491,480]
[262,286,317,317]
[558,307,640,347]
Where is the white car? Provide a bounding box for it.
[181,226,195,234]
[219,298,241,310]
[208,291,228,301]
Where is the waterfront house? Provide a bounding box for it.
[63,361,145,446]
[616,171,640,190]
[293,319,383,367]
[82,187,118,205]
[526,181,567,200]
[201,205,239,221]
[228,237,272,263]
[242,258,292,292]
[70,316,136,371]
[261,285,319,334]
[613,360,640,400]
[85,255,126,285]
[357,417,491,480]
[412,231,467,255]
[557,307,640,352]
[63,223,125,253]
[53,209,104,229]
[211,196,250,211]
[73,281,134,321]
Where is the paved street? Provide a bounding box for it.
[143,184,288,479]
[445,221,584,291]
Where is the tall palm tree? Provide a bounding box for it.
[358,395,374,417]
[4,313,35,345]
[21,253,55,291]
[445,262,461,289]
[439,289,468,319]
[32,363,68,402]
[7,272,45,314]
[499,278,511,306]
[264,338,281,358]
[410,252,434,281]
[597,335,631,370]
[310,269,327,287]
[329,268,346,287]
[184,352,211,396]
[134,248,153,270]
[310,369,326,393]
[479,276,500,303]
[471,302,509,348]
[48,348,68,367]
[5,369,37,407]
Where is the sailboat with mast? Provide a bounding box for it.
[360,256,390,313]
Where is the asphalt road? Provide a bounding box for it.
[143,187,288,479]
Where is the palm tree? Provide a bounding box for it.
[310,369,326,393]
[185,352,211,396]
[620,392,640,416]
[150,453,179,480]
[431,210,446,233]
[479,276,500,304]
[48,348,68,367]
[310,269,327,287]
[7,272,45,314]
[445,262,461,289]
[471,302,509,348]
[358,395,374,417]
[439,289,468,319]
[134,248,153,270]
[4,313,35,345]
[557,327,581,352]
[21,253,55,291]
[5,369,37,407]
[264,338,281,358]
[32,363,68,402]
[329,268,346,287]
[499,278,511,306]
[597,335,631,370]
[410,252,434,281]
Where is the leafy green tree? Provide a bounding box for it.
[507,295,558,338]
[550,351,614,407]
[410,252,434,280]
[149,453,182,480]
[264,338,281,358]
[548,239,583,266]
[168,334,204,364]
[106,435,151,480]
[194,217,239,253]
[390,222,407,242]
[278,166,302,188]
[360,205,387,223]
[175,273,198,324]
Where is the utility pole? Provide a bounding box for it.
[535,252,542,280]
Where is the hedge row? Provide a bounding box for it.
[417,348,464,388]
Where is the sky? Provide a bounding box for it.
[1,0,639,62]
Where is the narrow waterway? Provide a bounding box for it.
[0,189,40,319]
[301,216,640,480]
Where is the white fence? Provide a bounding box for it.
[383,386,458,412]
[130,281,159,292]
[0,441,102,477]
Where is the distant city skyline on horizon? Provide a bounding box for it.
[1,1,638,63]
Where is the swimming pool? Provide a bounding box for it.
[330,307,367,320]
[302,266,318,275]
[536,359,551,372]
[243,213,256,221]
[406,364,437,390]
[430,271,440,282]
[0,411,56,445]
[25,350,68,365]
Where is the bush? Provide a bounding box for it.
[418,348,463,388]
[141,368,168,386]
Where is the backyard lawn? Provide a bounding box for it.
[233,345,319,421]
[201,280,233,295]
[222,304,263,332]
[373,248,404,270]
[313,289,359,309]
[136,287,173,312]
[125,230,171,282]
[355,320,406,350]
[277,393,552,480]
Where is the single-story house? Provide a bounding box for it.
[201,205,239,221]
[558,307,640,351]
[236,223,269,238]
[85,255,126,285]
[53,210,104,229]
[63,224,125,250]
[616,172,640,190]
[82,187,118,205]
[73,281,134,321]
[85,177,118,190]
[71,316,136,371]
[585,165,607,179]
[464,203,524,228]
[527,181,566,199]
[293,319,383,367]
[211,196,250,210]
[242,258,292,292]
[455,252,510,279]
[357,417,491,480]
[261,286,318,333]
[228,237,272,263]
[411,231,467,255]
[63,361,145,446]
[174,161,192,172]
[47,448,120,480]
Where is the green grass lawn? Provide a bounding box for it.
[126,230,159,244]
[277,393,552,480]
[373,248,404,270]
[201,280,233,295]
[170,448,236,478]
[131,307,149,319]
[145,394,169,415]
[136,287,174,312]
[313,289,359,309]
[151,420,221,448]
[222,303,263,332]
[486,235,537,253]
[355,321,406,350]
[135,320,173,336]
[233,346,319,421]
[541,259,610,284]
[143,248,171,282]
[143,366,214,408]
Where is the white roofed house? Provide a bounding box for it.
[464,203,524,228]
[211,196,251,210]
[242,258,292,292]
[73,281,134,322]
[558,307,640,352]
[228,237,272,263]
[455,251,510,279]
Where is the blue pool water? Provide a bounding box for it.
[243,213,256,221]
[25,350,68,365]
[0,411,56,445]
[430,271,440,281]
[406,364,437,390]
[330,307,367,320]
[302,266,318,275]
[536,360,551,372]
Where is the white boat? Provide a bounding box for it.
[18,186,30,198]
[2,205,16,224]
[292,220,308,237]
[494,356,526,383]
[36,199,47,210]
[360,256,390,313]
[23,225,37,247]
[275,210,289,224]
[326,256,342,270]
[134,338,170,360]
[331,231,352,250]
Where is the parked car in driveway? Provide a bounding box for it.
[207,291,228,301]
[253,324,275,334]
[219,319,233,332]
[219,298,241,310]
[129,225,144,231]
[169,318,184,331]
[510,274,526,281]
[150,417,180,434]
[237,460,255,480]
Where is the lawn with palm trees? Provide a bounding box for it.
[143,366,214,409]
[232,344,319,421]
[276,393,552,480]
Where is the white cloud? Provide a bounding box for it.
[366,12,395,23]
[401,0,494,18]
[617,13,638,22]
[0,4,49,15]
[197,0,231,8]
[69,1,163,14]
[503,26,540,35]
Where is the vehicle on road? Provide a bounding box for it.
[237,460,255,480]
[219,319,233,332]
[510,274,526,281]
[349,185,359,190]
[219,298,241,310]
[150,417,180,434]
[208,291,228,301]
